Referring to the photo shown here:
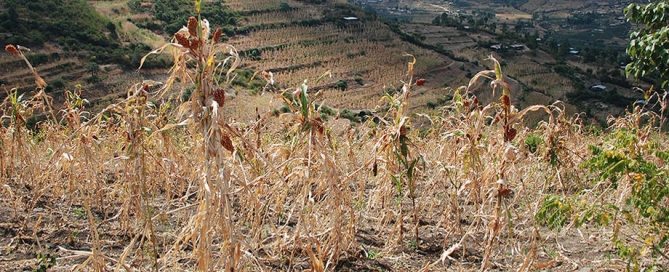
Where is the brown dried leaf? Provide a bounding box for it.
[504,127,517,142]
[497,187,513,198]
[312,118,324,135]
[220,134,234,152]
[34,73,47,89]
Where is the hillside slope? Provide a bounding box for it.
[0,0,171,110]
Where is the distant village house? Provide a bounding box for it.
[590,84,608,92]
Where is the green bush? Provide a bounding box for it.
[26,53,49,66]
[340,109,358,122]
[127,0,145,12]
[525,133,544,153]
[86,75,102,84]
[51,78,65,89]
[535,195,574,230]
[279,2,292,12]
[335,80,348,91]
[582,129,669,267]
[180,86,194,102]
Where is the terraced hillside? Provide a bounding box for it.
[7,0,467,119]
[223,0,476,116]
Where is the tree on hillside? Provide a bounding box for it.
[624,0,669,88]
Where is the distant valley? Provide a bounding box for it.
[0,0,652,124]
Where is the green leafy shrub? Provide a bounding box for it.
[525,133,544,153]
[582,128,669,267]
[35,253,56,272]
[181,86,194,102]
[625,0,669,87]
[340,109,358,122]
[279,2,292,12]
[127,0,145,12]
[335,80,348,91]
[51,78,65,89]
[536,195,574,230]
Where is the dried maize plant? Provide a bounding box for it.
[0,90,31,178]
[624,87,669,131]
[535,104,584,192]
[115,83,160,268]
[61,127,108,271]
[3,44,55,122]
[1,44,53,178]
[46,89,118,270]
[61,85,89,130]
[371,55,424,248]
[273,80,355,269]
[3,45,47,89]
[413,66,505,271]
[140,3,241,269]
[657,91,669,130]
[457,56,555,271]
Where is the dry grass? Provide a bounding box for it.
[1,12,668,272]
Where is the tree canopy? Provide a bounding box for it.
[624,0,669,88]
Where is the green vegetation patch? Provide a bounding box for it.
[0,0,117,49]
[0,0,165,69]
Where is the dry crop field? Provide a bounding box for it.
[224,0,308,13]
[0,1,668,272]
[401,24,485,52]
[240,7,323,27]
[2,42,668,272]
